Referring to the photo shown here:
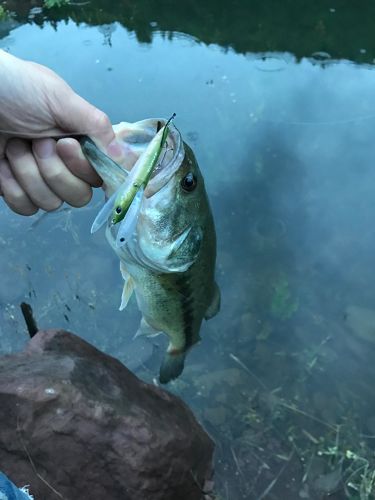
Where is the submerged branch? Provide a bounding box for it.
[20,302,39,338]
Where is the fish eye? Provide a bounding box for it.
[181,172,197,192]
[115,206,122,214]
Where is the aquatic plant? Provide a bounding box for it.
[344,450,375,500]
[270,273,299,320]
[43,0,70,9]
[0,6,11,21]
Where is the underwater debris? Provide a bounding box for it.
[20,303,38,338]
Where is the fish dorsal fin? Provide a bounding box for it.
[204,282,221,320]
[119,262,134,310]
[133,317,163,339]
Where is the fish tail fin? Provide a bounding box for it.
[159,350,186,384]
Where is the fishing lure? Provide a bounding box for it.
[111,113,175,225]
[89,114,176,237]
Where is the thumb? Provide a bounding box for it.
[53,89,125,162]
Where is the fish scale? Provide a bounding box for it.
[176,277,195,351]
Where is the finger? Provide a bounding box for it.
[56,138,102,187]
[87,108,117,151]
[52,93,126,163]
[54,92,116,148]
[6,138,62,211]
[33,138,93,207]
[0,158,38,215]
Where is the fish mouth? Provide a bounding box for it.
[114,117,185,197]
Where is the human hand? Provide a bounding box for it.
[0,50,124,215]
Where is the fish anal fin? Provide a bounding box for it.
[133,317,162,340]
[205,282,221,320]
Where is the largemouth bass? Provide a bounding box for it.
[80,118,220,383]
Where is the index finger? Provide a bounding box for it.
[56,137,103,187]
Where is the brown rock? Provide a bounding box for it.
[0,330,214,500]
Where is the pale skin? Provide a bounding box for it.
[0,49,125,215]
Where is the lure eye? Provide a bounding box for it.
[115,206,122,214]
[181,172,197,192]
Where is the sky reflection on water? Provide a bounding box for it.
[2,15,375,499]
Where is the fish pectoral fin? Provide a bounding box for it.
[120,261,129,280]
[205,282,221,320]
[119,267,134,311]
[133,317,163,340]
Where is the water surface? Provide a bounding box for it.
[1,2,375,498]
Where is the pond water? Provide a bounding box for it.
[1,1,375,498]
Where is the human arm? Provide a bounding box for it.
[0,49,124,215]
